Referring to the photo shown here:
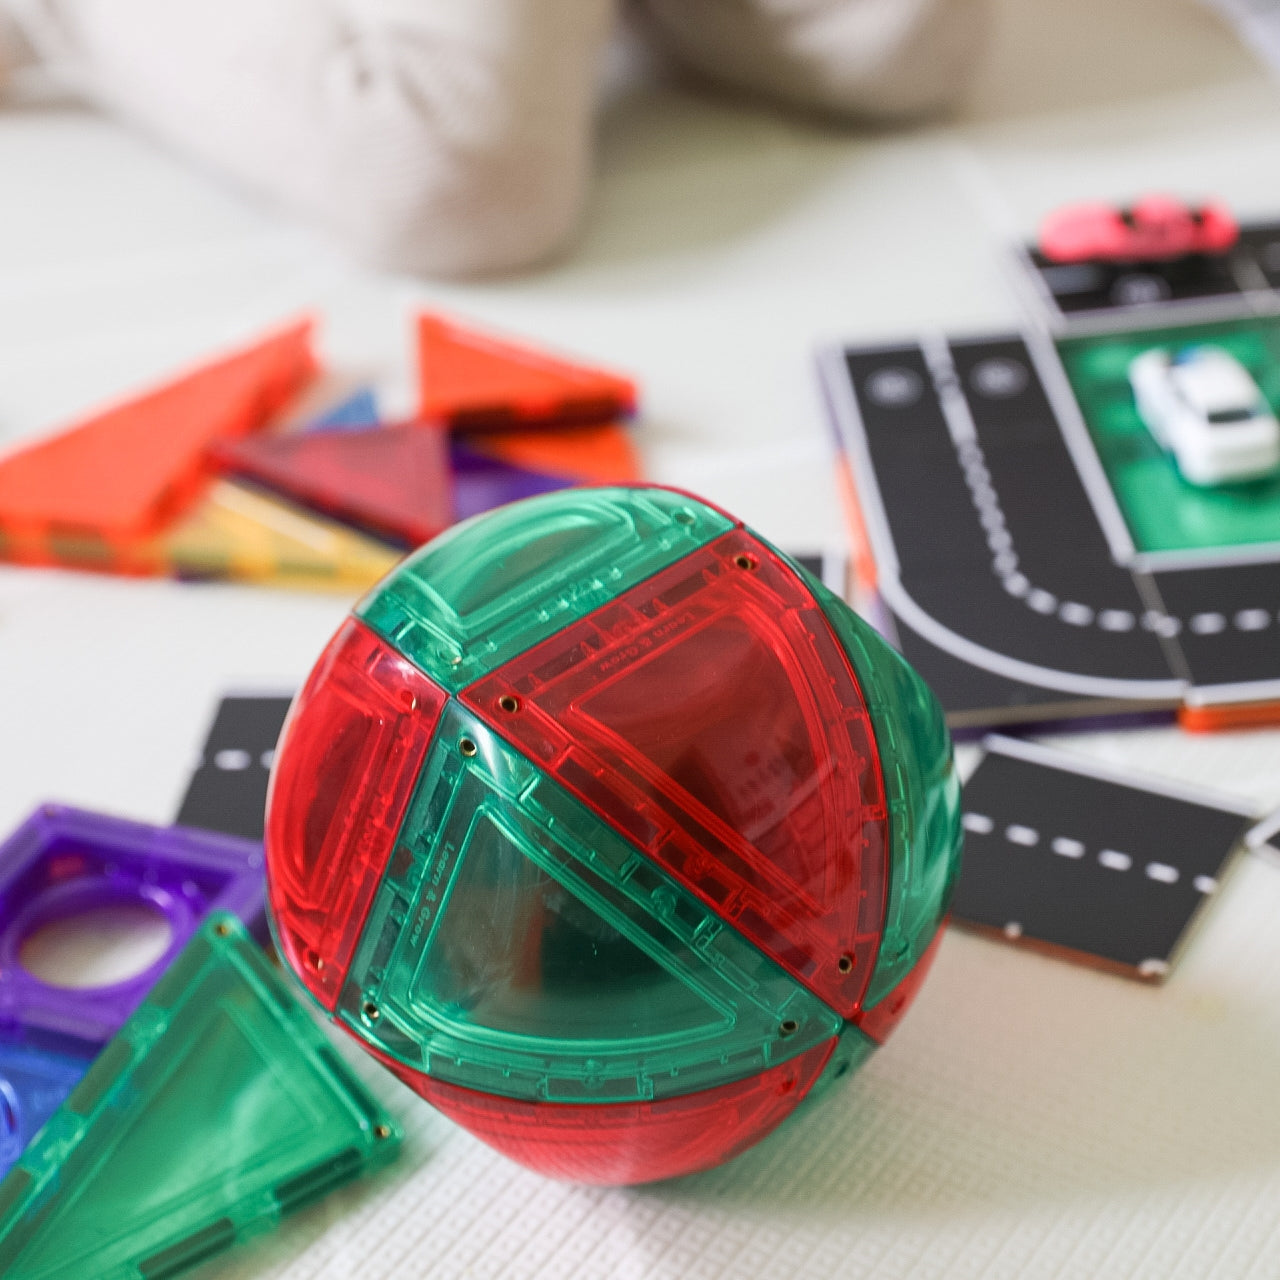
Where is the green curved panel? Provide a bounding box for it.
[777,551,962,1009]
[337,703,842,1104]
[356,486,732,690]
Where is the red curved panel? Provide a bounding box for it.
[265,618,447,1010]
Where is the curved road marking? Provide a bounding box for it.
[820,344,1188,700]
[878,574,1186,698]
[941,353,1280,640]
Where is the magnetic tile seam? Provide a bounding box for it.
[960,809,1220,974]
[453,530,890,1018]
[919,355,1280,641]
[361,526,896,1030]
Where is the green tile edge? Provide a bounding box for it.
[356,486,734,691]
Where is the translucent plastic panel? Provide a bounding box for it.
[356,486,732,690]
[792,560,962,1007]
[417,312,638,430]
[0,804,264,1045]
[0,318,316,543]
[213,422,452,548]
[418,816,718,1043]
[468,420,641,484]
[336,704,841,1104]
[0,1040,94,1179]
[162,480,399,590]
[0,914,399,1280]
[265,619,447,1010]
[463,529,889,1017]
[372,1035,835,1185]
[450,441,570,522]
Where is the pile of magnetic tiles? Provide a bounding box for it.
[0,312,641,588]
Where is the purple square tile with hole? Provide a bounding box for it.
[0,805,264,1048]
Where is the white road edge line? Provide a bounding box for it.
[880,565,1187,700]
[1244,805,1280,850]
[1021,326,1137,566]
[1132,542,1280,573]
[1183,678,1280,706]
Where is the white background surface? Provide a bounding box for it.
[4,1,1280,1276]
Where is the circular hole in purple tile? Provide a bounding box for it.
[18,902,174,990]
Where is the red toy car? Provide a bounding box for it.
[1039,196,1238,264]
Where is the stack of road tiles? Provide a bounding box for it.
[823,213,1280,735]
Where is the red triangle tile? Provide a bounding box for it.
[214,423,452,547]
[462,529,891,1018]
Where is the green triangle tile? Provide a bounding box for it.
[336,703,841,1104]
[0,914,400,1280]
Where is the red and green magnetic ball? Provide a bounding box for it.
[264,485,961,1184]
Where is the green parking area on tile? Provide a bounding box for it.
[1058,316,1280,555]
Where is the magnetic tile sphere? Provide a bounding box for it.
[265,485,961,1184]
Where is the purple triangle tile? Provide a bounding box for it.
[449,440,571,521]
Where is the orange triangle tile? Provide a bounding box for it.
[461,421,642,485]
[417,313,637,430]
[0,318,318,544]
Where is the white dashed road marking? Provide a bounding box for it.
[964,811,1201,889]
[867,367,923,407]
[1098,610,1136,632]
[1143,610,1182,638]
[972,357,1030,398]
[1191,613,1226,635]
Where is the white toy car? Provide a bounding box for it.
[1128,345,1280,486]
